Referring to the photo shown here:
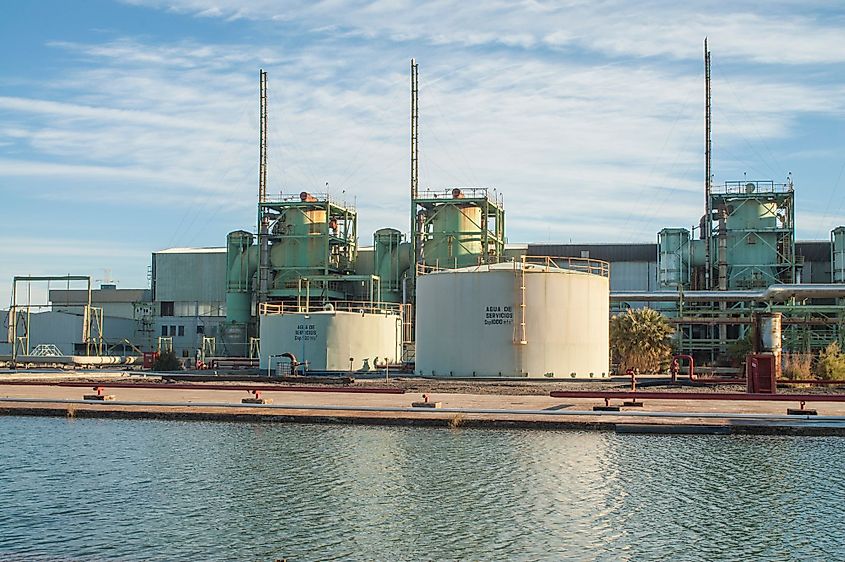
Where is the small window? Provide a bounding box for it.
[747,235,756,245]
[160,301,174,316]
[170,325,177,336]
[580,250,590,258]
[178,325,185,337]
[161,326,168,336]
[182,349,190,358]
[196,325,205,335]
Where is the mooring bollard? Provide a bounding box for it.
[412,393,442,408]
[787,400,817,416]
[623,369,644,407]
[242,389,273,405]
[83,386,115,401]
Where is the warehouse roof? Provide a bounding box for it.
[49,288,151,304]
[154,247,226,254]
[528,243,657,262]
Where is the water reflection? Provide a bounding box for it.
[0,418,842,561]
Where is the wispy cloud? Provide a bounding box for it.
[122,0,845,64]
[1,0,843,305]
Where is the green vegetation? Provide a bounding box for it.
[152,350,182,371]
[728,331,753,365]
[610,308,675,374]
[814,342,845,381]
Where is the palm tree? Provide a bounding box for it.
[610,308,674,374]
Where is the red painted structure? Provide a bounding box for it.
[0,381,405,394]
[747,354,777,394]
[549,390,845,404]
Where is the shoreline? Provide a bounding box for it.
[3,372,845,435]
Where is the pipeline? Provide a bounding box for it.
[0,397,840,422]
[549,390,845,403]
[612,283,845,303]
[670,353,743,385]
[0,381,405,394]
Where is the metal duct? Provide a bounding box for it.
[611,284,845,303]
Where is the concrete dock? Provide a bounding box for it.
[2,376,845,434]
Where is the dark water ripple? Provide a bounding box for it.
[0,418,843,561]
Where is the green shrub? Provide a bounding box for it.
[153,350,182,371]
[728,331,753,365]
[814,342,845,381]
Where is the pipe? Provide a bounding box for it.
[612,284,845,302]
[777,379,845,386]
[672,353,745,384]
[0,381,404,394]
[1,397,841,422]
[549,390,845,403]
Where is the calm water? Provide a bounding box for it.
[0,417,843,561]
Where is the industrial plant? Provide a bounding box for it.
[3,51,845,378]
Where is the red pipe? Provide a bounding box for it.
[673,353,745,384]
[673,354,694,382]
[549,390,845,403]
[0,381,405,394]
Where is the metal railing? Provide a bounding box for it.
[521,256,610,277]
[263,191,356,210]
[415,256,610,278]
[259,301,403,316]
[715,180,792,195]
[416,187,492,200]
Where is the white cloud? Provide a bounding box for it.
[1,1,844,302]
[122,0,845,64]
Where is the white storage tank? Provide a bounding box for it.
[415,259,610,378]
[259,304,403,373]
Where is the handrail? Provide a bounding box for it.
[521,255,610,278]
[416,256,610,278]
[415,187,493,200]
[259,301,403,315]
[714,180,792,194]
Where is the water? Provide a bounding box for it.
[0,417,843,562]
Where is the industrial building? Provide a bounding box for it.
[4,55,845,374]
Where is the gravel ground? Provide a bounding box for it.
[3,370,843,396]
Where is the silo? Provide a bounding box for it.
[270,204,327,276]
[415,260,610,378]
[426,205,483,268]
[225,230,256,324]
[832,227,845,283]
[726,198,779,287]
[421,188,485,269]
[374,228,411,303]
[658,228,690,289]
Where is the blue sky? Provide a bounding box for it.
[1,0,844,305]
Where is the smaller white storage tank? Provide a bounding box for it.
[415,259,610,378]
[259,303,403,373]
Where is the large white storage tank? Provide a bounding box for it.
[415,259,610,378]
[259,304,403,373]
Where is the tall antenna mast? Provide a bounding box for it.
[410,58,420,273]
[259,69,268,208]
[258,69,270,305]
[704,39,713,289]
[410,59,419,201]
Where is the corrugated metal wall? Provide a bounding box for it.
[152,251,227,303]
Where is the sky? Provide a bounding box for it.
[1,0,844,307]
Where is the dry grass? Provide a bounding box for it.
[782,352,813,380]
[448,413,465,429]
